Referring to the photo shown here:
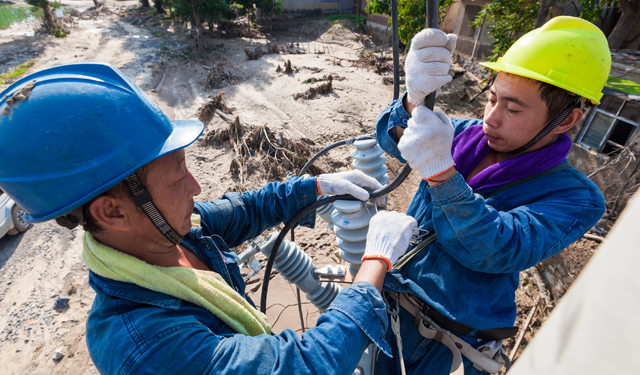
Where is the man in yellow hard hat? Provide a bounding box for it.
[374,16,611,374]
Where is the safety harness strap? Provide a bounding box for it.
[389,293,507,374]
[124,173,184,245]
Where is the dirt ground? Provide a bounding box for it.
[0,4,605,374]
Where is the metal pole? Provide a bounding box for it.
[391,0,400,100]
[424,0,438,110]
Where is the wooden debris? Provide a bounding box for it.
[509,296,541,362]
[293,76,333,100]
[583,233,605,243]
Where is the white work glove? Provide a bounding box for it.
[317,170,385,205]
[362,211,417,271]
[398,105,455,180]
[405,28,457,106]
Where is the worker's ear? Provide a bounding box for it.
[88,195,132,232]
[552,107,584,135]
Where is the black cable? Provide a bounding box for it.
[298,133,375,176]
[260,164,412,313]
[296,287,306,333]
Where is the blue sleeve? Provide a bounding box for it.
[451,118,483,137]
[375,92,482,163]
[428,172,605,273]
[193,176,318,248]
[125,283,392,375]
[375,92,411,163]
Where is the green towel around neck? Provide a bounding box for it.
[82,232,271,336]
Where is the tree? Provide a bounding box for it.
[235,0,282,37]
[607,0,639,49]
[155,0,165,13]
[471,0,539,61]
[26,0,68,37]
[534,0,552,28]
[365,0,454,46]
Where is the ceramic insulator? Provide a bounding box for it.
[331,200,377,275]
[316,195,334,229]
[259,231,341,312]
[351,138,389,185]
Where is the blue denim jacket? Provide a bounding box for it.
[86,176,391,375]
[374,95,605,374]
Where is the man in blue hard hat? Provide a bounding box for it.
[374,17,610,375]
[0,62,417,375]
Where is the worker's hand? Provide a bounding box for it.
[362,211,417,272]
[398,105,455,180]
[317,170,385,206]
[405,29,457,107]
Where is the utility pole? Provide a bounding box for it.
[424,0,438,109]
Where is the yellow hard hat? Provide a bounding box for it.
[480,16,611,104]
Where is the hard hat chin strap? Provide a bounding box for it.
[55,206,87,230]
[124,173,184,245]
[508,97,581,154]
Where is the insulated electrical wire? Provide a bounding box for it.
[292,132,375,329]
[298,133,376,176]
[260,164,412,313]
[260,0,439,315]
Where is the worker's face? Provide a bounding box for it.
[483,73,553,153]
[141,149,201,237]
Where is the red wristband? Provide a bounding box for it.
[361,255,392,272]
[422,164,456,182]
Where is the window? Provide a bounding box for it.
[577,95,640,155]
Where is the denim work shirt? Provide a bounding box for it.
[373,95,605,375]
[86,177,391,375]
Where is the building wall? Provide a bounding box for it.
[451,0,493,60]
[441,1,462,33]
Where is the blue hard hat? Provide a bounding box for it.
[0,63,204,223]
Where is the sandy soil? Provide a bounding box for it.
[0,5,603,374]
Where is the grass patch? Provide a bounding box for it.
[325,14,366,23]
[0,60,35,84]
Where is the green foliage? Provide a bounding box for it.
[579,0,618,23]
[365,0,455,45]
[471,0,538,62]
[51,27,66,37]
[50,0,62,9]
[25,0,48,8]
[173,0,235,27]
[234,0,282,21]
[326,13,366,23]
[0,60,35,84]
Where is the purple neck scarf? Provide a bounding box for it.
[452,125,571,192]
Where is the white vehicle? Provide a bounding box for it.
[0,189,30,239]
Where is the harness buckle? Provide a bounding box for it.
[389,292,400,316]
[414,301,430,327]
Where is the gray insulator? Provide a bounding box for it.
[351,138,389,185]
[331,200,377,274]
[259,231,342,312]
[316,195,334,229]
